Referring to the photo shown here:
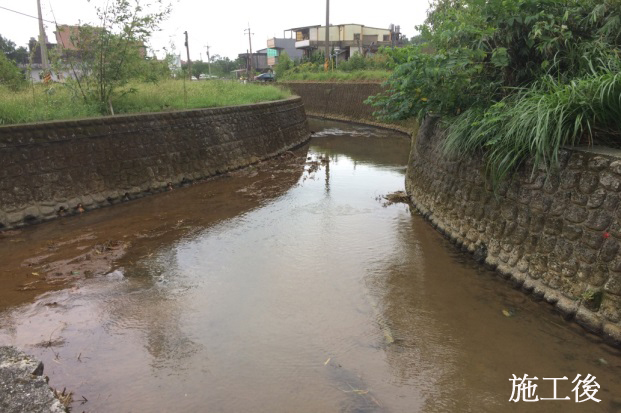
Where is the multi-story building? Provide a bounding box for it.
[265,38,304,66]
[285,23,401,60]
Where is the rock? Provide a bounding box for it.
[579,172,599,194]
[0,346,66,413]
[600,172,621,192]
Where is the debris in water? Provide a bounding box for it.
[502,308,516,317]
[52,387,73,409]
[382,191,410,207]
[106,269,124,280]
[16,280,39,291]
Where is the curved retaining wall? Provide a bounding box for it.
[279,82,382,123]
[0,97,309,229]
[407,116,621,344]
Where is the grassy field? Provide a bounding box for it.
[0,79,291,125]
[278,70,390,83]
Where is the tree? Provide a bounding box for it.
[274,51,293,75]
[184,60,209,78]
[210,56,237,78]
[0,34,28,65]
[0,52,25,90]
[67,0,171,114]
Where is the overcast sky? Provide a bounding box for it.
[0,0,429,60]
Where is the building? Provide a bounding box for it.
[22,37,62,83]
[55,24,146,57]
[22,25,147,83]
[237,49,270,73]
[265,38,304,66]
[285,23,401,60]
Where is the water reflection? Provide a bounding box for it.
[0,118,619,413]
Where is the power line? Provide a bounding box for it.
[0,5,55,24]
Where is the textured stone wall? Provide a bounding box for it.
[279,82,382,122]
[0,346,66,413]
[0,97,309,229]
[407,115,621,345]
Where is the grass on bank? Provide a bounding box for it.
[0,79,291,125]
[443,68,621,186]
[278,70,390,83]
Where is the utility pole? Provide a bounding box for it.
[37,0,49,71]
[325,0,330,71]
[205,45,212,76]
[244,24,253,80]
[184,31,191,80]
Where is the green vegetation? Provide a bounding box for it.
[0,80,291,125]
[183,56,245,79]
[65,0,172,114]
[368,0,621,184]
[277,50,391,82]
[0,33,28,90]
[0,34,28,64]
[279,70,390,82]
[0,0,289,126]
[0,53,24,91]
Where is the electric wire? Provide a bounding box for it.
[0,5,55,24]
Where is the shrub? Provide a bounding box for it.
[0,53,25,91]
[367,0,621,184]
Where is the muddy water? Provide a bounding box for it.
[1,118,620,413]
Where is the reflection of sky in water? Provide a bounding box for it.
[0,119,619,413]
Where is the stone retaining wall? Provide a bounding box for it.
[407,115,621,345]
[279,82,382,122]
[0,97,309,229]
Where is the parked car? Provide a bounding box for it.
[254,73,275,82]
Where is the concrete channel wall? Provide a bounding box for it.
[279,82,383,122]
[0,97,309,229]
[407,116,621,344]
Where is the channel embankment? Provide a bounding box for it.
[0,97,309,229]
[407,115,621,345]
[283,81,621,345]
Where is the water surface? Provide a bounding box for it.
[0,118,619,412]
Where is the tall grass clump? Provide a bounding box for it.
[443,66,621,185]
[0,84,100,125]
